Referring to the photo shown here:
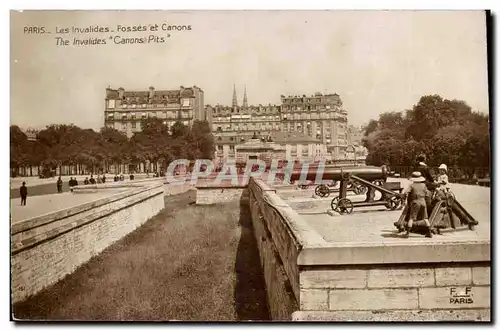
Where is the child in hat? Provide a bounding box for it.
[437,164,449,190]
[402,171,432,238]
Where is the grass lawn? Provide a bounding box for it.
[13,189,270,321]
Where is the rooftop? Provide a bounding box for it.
[214,131,321,145]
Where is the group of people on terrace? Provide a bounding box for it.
[400,154,451,238]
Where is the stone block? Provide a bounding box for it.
[368,267,434,288]
[329,288,418,310]
[472,267,490,285]
[300,289,329,310]
[419,286,490,309]
[291,309,491,322]
[301,269,367,289]
[435,267,472,286]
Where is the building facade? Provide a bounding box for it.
[207,86,349,160]
[214,131,328,166]
[104,85,206,138]
[346,125,364,147]
[280,92,348,156]
[207,85,282,142]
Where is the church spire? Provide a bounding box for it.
[243,86,248,108]
[232,83,238,108]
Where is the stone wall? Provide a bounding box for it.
[164,179,196,197]
[248,181,299,320]
[247,179,326,320]
[196,187,245,205]
[297,263,490,320]
[11,183,164,304]
[247,177,491,321]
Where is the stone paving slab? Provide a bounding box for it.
[10,189,129,224]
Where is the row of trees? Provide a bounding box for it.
[362,95,490,170]
[10,119,215,176]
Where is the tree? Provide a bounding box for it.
[363,95,490,170]
[10,126,29,175]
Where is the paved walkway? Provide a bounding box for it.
[10,189,128,223]
[10,173,151,187]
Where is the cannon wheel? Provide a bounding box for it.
[327,181,338,188]
[330,196,340,211]
[353,185,361,195]
[315,184,330,198]
[337,198,354,215]
[359,185,368,195]
[353,184,367,195]
[387,195,403,210]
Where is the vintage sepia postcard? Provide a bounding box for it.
[9,9,491,322]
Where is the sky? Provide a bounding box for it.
[10,10,489,130]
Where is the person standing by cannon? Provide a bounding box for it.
[414,154,435,186]
[401,171,432,238]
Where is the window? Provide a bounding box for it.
[122,123,127,130]
[131,122,137,129]
[108,100,115,109]
[142,112,147,118]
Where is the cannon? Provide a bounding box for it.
[314,180,367,197]
[288,166,405,214]
[394,188,478,237]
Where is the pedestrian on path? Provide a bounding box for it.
[57,176,63,193]
[20,182,27,206]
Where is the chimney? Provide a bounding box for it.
[118,87,125,99]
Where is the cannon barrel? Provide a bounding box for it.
[288,165,388,182]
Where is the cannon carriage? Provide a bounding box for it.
[289,166,405,215]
